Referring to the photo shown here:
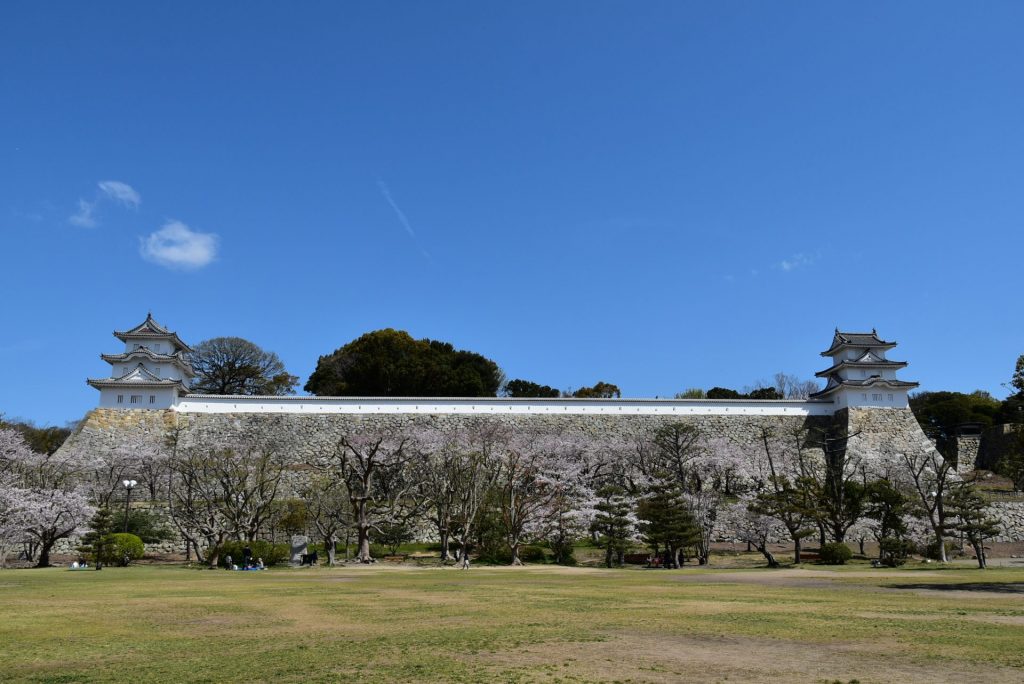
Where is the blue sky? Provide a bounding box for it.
[2,3,1022,426]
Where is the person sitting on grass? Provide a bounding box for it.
[256,558,264,569]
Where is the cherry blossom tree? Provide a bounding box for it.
[493,429,589,565]
[318,425,424,563]
[419,421,505,568]
[0,486,32,567]
[1,427,97,566]
[898,447,955,562]
[167,446,235,567]
[300,475,352,566]
[722,497,787,568]
[16,487,94,567]
[79,439,147,509]
[746,426,817,564]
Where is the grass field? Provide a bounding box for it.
[2,559,1024,683]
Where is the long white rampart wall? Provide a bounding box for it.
[173,395,836,417]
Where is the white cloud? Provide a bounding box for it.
[98,180,141,208]
[778,252,818,272]
[139,220,218,270]
[69,199,97,228]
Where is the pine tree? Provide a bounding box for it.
[591,485,633,568]
[946,486,1001,569]
[864,479,914,566]
[77,508,116,566]
[636,484,700,569]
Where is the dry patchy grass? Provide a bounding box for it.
[1,561,1023,682]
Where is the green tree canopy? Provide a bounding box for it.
[572,381,621,398]
[0,417,72,455]
[706,387,742,399]
[909,391,1002,437]
[747,387,783,400]
[188,337,299,396]
[1012,354,1024,398]
[305,329,504,397]
[501,379,560,398]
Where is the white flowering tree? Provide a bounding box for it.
[0,486,32,567]
[745,426,817,564]
[300,475,352,566]
[416,421,505,568]
[0,427,96,567]
[319,426,426,563]
[493,430,590,565]
[898,447,955,562]
[722,497,787,568]
[15,488,94,568]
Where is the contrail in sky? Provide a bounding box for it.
[377,179,433,264]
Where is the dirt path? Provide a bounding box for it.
[472,631,1024,683]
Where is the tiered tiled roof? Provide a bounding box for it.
[87,364,189,394]
[814,350,908,378]
[820,329,896,356]
[101,347,195,375]
[812,329,917,399]
[114,313,191,352]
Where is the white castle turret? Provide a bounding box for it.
[810,329,919,409]
[87,313,194,409]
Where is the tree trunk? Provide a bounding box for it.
[793,535,802,565]
[35,535,57,568]
[510,542,522,566]
[756,543,780,568]
[970,540,986,569]
[439,530,451,562]
[934,529,947,563]
[326,536,337,566]
[605,546,613,569]
[356,527,372,563]
[672,546,682,569]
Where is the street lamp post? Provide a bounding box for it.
[122,479,137,533]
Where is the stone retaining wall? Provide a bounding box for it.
[53,403,1022,551]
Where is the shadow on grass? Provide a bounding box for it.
[886,582,1024,594]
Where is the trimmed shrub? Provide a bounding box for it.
[113,509,174,543]
[921,540,959,561]
[518,545,547,563]
[557,552,578,566]
[98,533,144,566]
[819,542,852,565]
[476,545,512,565]
[214,540,289,567]
[368,543,392,559]
[879,538,914,567]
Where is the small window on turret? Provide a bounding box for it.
[149,395,156,404]
[117,395,123,404]
[130,395,141,404]
[888,394,894,402]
